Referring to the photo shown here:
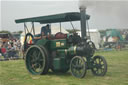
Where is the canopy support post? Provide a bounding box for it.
[60,22,61,32]
[24,23,26,35]
[68,17,76,34]
[32,22,35,35]
[24,23,29,33]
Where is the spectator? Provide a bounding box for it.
[7,44,12,59]
[7,44,17,59]
[1,44,7,59]
[17,40,21,50]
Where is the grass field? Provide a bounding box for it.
[0,50,128,85]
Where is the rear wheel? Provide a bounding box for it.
[91,55,107,76]
[70,56,87,78]
[25,45,49,75]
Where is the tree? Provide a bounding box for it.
[0,30,11,35]
[18,31,23,34]
[12,30,23,34]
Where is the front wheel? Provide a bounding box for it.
[70,56,87,78]
[91,55,107,76]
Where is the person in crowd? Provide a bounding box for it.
[7,44,13,59]
[7,39,19,59]
[7,43,18,59]
[9,39,13,48]
[1,42,7,59]
[17,40,21,50]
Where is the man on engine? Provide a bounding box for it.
[34,24,51,39]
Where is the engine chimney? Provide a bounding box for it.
[80,7,86,39]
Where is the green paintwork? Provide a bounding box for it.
[52,49,68,71]
[50,39,67,50]
[53,57,68,71]
[35,39,49,46]
[15,12,90,24]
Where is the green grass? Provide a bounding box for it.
[0,50,128,85]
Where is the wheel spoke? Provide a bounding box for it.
[37,52,41,59]
[32,64,37,71]
[99,58,102,65]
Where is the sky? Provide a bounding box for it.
[1,0,128,32]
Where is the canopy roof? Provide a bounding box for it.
[15,12,90,24]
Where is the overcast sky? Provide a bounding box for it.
[1,0,128,32]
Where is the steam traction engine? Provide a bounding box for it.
[15,8,107,78]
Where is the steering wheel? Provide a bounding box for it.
[24,33,34,51]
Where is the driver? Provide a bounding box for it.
[34,24,51,39]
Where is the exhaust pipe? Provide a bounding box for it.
[80,7,87,39]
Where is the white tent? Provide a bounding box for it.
[51,27,68,34]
